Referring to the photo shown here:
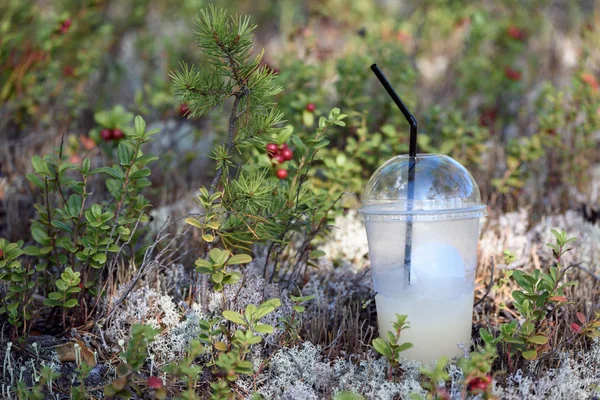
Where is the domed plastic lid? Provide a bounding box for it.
[359,154,486,221]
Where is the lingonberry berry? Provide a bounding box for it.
[507,25,524,40]
[467,375,492,393]
[505,67,522,81]
[276,169,288,179]
[266,143,278,156]
[273,154,285,164]
[112,129,124,140]
[60,19,72,34]
[281,148,293,161]
[305,103,316,112]
[62,65,75,77]
[101,129,112,141]
[0,249,3,258]
[147,376,163,389]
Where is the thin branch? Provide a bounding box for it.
[474,258,495,308]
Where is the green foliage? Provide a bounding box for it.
[458,346,497,399]
[372,314,413,379]
[194,248,250,291]
[0,239,35,331]
[43,267,81,309]
[24,115,158,327]
[210,298,281,399]
[481,230,578,361]
[410,358,450,400]
[279,294,315,345]
[15,366,60,400]
[104,324,158,399]
[163,340,205,400]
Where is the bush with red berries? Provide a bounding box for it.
[265,142,293,179]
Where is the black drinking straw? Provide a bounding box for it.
[370,64,418,285]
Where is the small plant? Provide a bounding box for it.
[194,248,252,292]
[213,299,281,398]
[411,358,450,400]
[481,230,578,362]
[372,314,413,380]
[0,239,35,334]
[278,294,315,346]
[162,340,205,400]
[15,366,60,400]
[570,311,600,338]
[43,267,81,327]
[458,345,497,399]
[104,324,158,399]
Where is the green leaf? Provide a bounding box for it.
[195,259,212,269]
[92,253,107,264]
[136,154,159,165]
[214,341,228,351]
[227,254,252,265]
[292,305,305,313]
[372,338,392,358]
[63,298,79,308]
[254,324,274,334]
[51,220,73,233]
[222,310,245,325]
[134,116,147,136]
[209,248,229,266]
[396,342,414,352]
[31,155,48,175]
[117,142,134,166]
[522,349,538,360]
[48,292,63,300]
[503,336,525,345]
[202,233,215,242]
[309,250,326,259]
[185,218,203,229]
[313,139,330,149]
[212,271,224,283]
[23,246,40,256]
[129,168,151,180]
[222,272,242,284]
[55,279,68,292]
[527,335,548,345]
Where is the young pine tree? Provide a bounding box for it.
[172,5,344,282]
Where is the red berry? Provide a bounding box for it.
[62,65,75,77]
[60,19,72,34]
[276,169,288,179]
[281,148,293,161]
[147,376,163,389]
[479,108,497,127]
[112,129,124,140]
[505,67,522,81]
[266,143,278,156]
[306,103,316,112]
[273,154,285,164]
[279,143,288,150]
[0,249,4,258]
[507,25,524,40]
[101,129,112,141]
[179,103,191,117]
[467,375,492,393]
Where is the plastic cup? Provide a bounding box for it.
[359,154,486,365]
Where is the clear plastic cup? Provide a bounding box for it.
[359,154,486,365]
